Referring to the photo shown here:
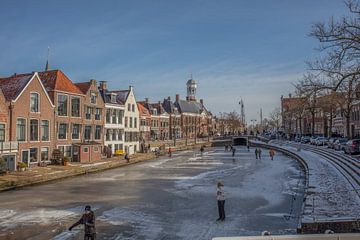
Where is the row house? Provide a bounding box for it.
[0,72,54,170]
[137,102,151,146]
[74,79,105,162]
[140,99,161,141]
[152,101,170,140]
[98,81,125,155]
[162,96,182,140]
[112,87,139,154]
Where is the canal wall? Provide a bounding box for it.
[249,141,360,234]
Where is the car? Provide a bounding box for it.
[327,138,337,149]
[301,136,310,144]
[334,138,348,151]
[310,136,319,145]
[315,137,327,146]
[344,139,360,154]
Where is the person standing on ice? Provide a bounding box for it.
[255,148,259,159]
[269,149,275,160]
[216,182,226,221]
[68,205,96,240]
[232,147,236,157]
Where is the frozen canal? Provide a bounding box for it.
[0,146,305,240]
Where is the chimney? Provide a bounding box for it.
[100,81,107,90]
[90,79,97,86]
[168,96,171,101]
[200,99,204,105]
[129,85,133,91]
[281,95,283,100]
[145,98,149,103]
[289,93,292,98]
[176,94,180,102]
[158,101,161,105]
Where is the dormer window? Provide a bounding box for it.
[111,93,117,103]
[152,109,157,115]
[91,92,97,104]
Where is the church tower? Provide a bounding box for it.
[186,77,197,101]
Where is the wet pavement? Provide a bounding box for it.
[0,146,305,240]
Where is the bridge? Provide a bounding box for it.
[212,135,268,147]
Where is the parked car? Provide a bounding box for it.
[310,136,319,145]
[327,138,337,149]
[294,136,301,142]
[344,139,360,154]
[315,137,327,146]
[334,138,348,151]
[301,136,311,144]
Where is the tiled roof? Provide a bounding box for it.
[99,89,127,105]
[0,74,33,101]
[151,102,168,115]
[75,82,91,94]
[137,103,151,117]
[110,90,129,104]
[38,70,83,95]
[162,98,179,114]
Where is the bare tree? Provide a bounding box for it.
[269,107,281,129]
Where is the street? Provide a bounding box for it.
[0,146,305,240]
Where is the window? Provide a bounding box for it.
[16,119,26,141]
[84,126,91,140]
[118,130,123,141]
[30,93,39,113]
[112,109,117,123]
[125,117,128,128]
[112,130,117,141]
[91,92,97,104]
[21,150,29,164]
[106,109,111,124]
[132,104,135,112]
[57,95,68,116]
[134,117,137,128]
[95,108,101,120]
[94,146,99,152]
[85,106,92,120]
[41,147,49,161]
[118,110,123,124]
[106,129,111,141]
[130,117,133,128]
[84,147,89,153]
[30,148,38,163]
[30,119,39,141]
[41,120,49,141]
[71,97,80,117]
[111,94,116,103]
[72,124,81,140]
[128,104,131,111]
[0,124,5,142]
[95,125,101,140]
[58,123,67,139]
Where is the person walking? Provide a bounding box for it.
[232,147,236,157]
[200,146,205,156]
[269,149,275,160]
[168,147,172,157]
[216,182,226,221]
[69,205,96,240]
[255,148,259,159]
[247,144,250,152]
[124,153,130,163]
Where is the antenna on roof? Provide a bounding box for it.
[45,46,50,71]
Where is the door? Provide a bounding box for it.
[22,150,29,165]
[72,145,80,162]
[3,155,16,171]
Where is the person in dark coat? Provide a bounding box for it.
[69,205,96,240]
[258,148,262,160]
[255,148,259,159]
[232,147,236,157]
[124,153,130,163]
[216,182,226,221]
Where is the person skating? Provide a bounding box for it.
[200,146,205,156]
[232,147,236,157]
[168,147,172,157]
[68,205,96,240]
[255,148,259,159]
[216,182,226,221]
[269,149,275,160]
[124,152,130,163]
[247,144,250,152]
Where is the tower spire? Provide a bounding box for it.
[45,47,50,71]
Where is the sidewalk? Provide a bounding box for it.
[0,142,212,192]
[0,153,155,192]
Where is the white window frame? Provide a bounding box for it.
[30,92,40,113]
[57,94,68,117]
[16,118,27,142]
[41,120,50,142]
[71,96,81,118]
[0,123,6,142]
[57,123,68,140]
[41,147,50,162]
[72,124,81,140]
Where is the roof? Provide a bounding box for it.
[175,99,202,114]
[151,102,168,115]
[38,70,83,95]
[99,89,128,105]
[0,74,33,101]
[75,82,91,94]
[111,90,129,104]
[162,98,180,115]
[137,102,151,117]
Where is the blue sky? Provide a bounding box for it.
[0,0,348,122]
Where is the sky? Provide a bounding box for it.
[0,0,350,122]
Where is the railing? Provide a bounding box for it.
[213,233,360,240]
[0,141,18,153]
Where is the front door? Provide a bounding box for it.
[22,150,29,165]
[3,155,16,171]
[72,145,80,162]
